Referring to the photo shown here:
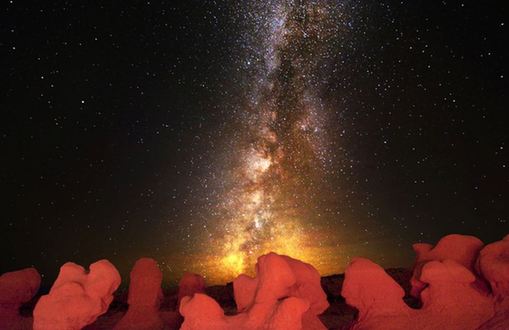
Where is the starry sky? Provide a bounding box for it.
[1,1,507,286]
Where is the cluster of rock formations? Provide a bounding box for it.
[180,253,328,330]
[0,233,507,329]
[342,234,509,330]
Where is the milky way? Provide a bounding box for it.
[194,0,350,281]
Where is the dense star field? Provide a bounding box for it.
[1,1,507,285]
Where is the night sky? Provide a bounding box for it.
[2,1,507,285]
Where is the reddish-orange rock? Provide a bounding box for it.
[178,272,206,306]
[114,257,164,330]
[0,267,41,329]
[180,253,322,330]
[33,259,120,330]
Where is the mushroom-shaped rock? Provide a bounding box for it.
[114,258,164,330]
[419,259,494,329]
[410,234,484,297]
[233,253,328,329]
[180,253,314,330]
[341,258,412,326]
[33,259,121,330]
[283,255,329,315]
[0,267,41,329]
[253,253,297,304]
[178,272,206,306]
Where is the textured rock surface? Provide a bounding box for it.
[33,259,121,330]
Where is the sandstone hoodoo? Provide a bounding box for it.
[114,257,165,330]
[33,260,121,330]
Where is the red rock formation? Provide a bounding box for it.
[233,254,328,329]
[341,258,412,328]
[114,258,164,330]
[341,234,509,330]
[179,253,325,330]
[410,234,484,297]
[477,234,509,297]
[477,234,509,329]
[178,272,206,306]
[33,259,120,330]
[419,259,494,329]
[0,267,41,329]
